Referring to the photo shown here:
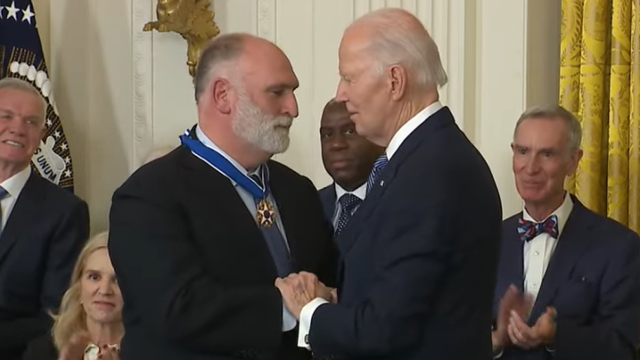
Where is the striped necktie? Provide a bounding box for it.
[366,154,388,194]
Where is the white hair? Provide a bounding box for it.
[231,81,292,155]
[0,77,48,123]
[515,105,583,152]
[351,8,448,89]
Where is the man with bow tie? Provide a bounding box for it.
[492,105,640,360]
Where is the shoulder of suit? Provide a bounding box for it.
[29,171,86,206]
[502,212,522,227]
[318,184,333,194]
[123,146,184,183]
[575,203,640,242]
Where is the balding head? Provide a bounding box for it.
[335,8,446,146]
[346,8,447,89]
[193,33,300,170]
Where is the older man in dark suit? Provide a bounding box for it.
[492,105,640,360]
[317,98,383,235]
[0,78,90,360]
[108,33,337,360]
[276,8,503,360]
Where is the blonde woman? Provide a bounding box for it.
[22,232,123,360]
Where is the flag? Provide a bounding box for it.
[0,0,75,192]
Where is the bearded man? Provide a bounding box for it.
[107,33,337,360]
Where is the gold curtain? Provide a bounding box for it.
[560,0,640,234]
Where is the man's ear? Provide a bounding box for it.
[568,148,583,174]
[389,65,408,101]
[211,78,233,114]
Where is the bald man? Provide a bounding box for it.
[276,9,502,360]
[108,33,337,360]
[317,99,383,235]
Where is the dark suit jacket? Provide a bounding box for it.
[318,184,335,225]
[307,107,503,360]
[0,171,90,360]
[22,332,57,360]
[108,146,337,360]
[493,196,640,360]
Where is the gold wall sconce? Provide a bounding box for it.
[143,0,221,77]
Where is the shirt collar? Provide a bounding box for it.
[0,165,31,199]
[195,125,258,186]
[334,182,367,204]
[386,101,443,160]
[522,192,574,237]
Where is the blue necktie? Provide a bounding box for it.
[0,186,8,238]
[249,173,293,277]
[367,154,388,194]
[335,193,362,235]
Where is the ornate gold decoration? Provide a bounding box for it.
[256,199,276,228]
[143,0,221,77]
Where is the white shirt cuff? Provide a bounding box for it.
[282,303,297,331]
[297,297,329,349]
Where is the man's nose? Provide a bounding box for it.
[283,94,298,118]
[335,83,348,102]
[329,135,348,151]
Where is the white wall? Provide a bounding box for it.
[38,0,559,232]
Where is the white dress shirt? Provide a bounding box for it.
[194,126,297,332]
[493,192,573,358]
[522,192,573,301]
[331,182,367,227]
[297,101,444,349]
[0,165,32,229]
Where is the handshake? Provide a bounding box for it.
[275,271,338,319]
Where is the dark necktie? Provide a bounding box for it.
[249,172,293,276]
[367,154,388,194]
[335,193,362,236]
[518,215,559,242]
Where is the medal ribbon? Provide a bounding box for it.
[179,129,268,200]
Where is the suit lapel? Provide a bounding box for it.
[318,185,336,224]
[528,198,595,322]
[502,216,525,292]
[180,149,281,277]
[0,172,43,264]
[338,107,456,257]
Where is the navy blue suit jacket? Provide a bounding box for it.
[307,107,503,360]
[318,184,335,226]
[493,196,640,360]
[0,171,89,360]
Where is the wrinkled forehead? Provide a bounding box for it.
[514,118,571,150]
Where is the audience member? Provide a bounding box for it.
[317,98,384,235]
[492,105,640,360]
[23,232,122,360]
[0,78,90,360]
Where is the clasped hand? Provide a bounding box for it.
[275,271,336,318]
[58,331,120,360]
[493,285,557,352]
